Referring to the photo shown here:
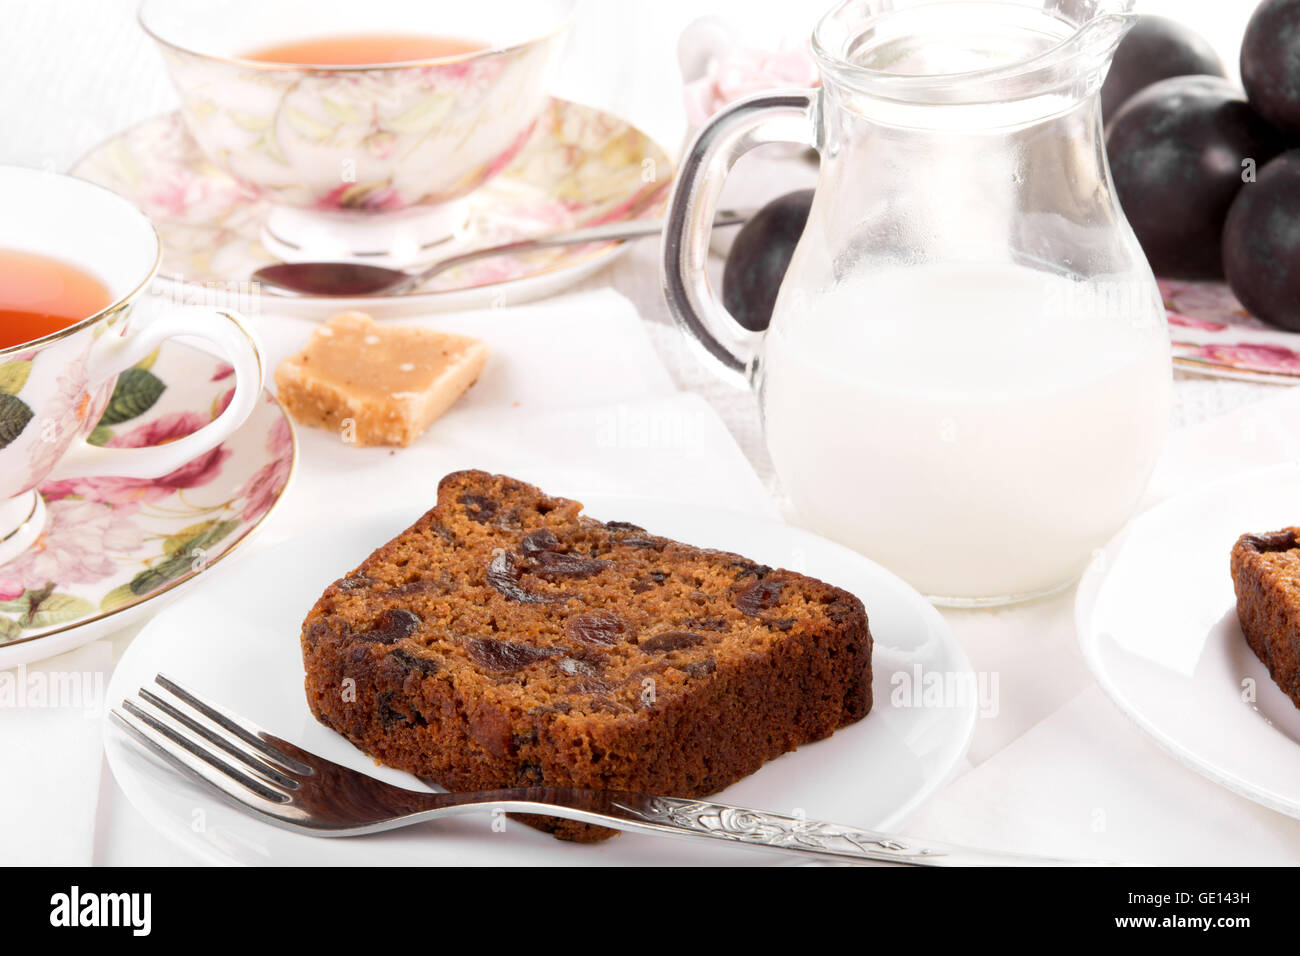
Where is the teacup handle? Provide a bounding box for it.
[661,89,818,387]
[48,308,264,480]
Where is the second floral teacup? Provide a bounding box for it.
[0,166,264,565]
[138,0,575,265]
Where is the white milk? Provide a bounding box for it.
[760,263,1171,602]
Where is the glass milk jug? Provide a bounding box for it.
[662,0,1170,606]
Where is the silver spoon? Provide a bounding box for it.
[252,208,753,297]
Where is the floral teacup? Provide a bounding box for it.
[0,166,263,566]
[138,0,574,265]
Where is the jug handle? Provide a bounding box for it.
[661,89,818,386]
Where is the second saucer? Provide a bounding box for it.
[72,99,674,318]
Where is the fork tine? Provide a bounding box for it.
[153,673,313,775]
[112,701,292,809]
[137,687,301,790]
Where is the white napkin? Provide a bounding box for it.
[909,384,1300,864]
[246,288,776,543]
[251,288,679,415]
[260,391,778,543]
[0,640,111,865]
[907,685,1300,865]
[1146,384,1300,504]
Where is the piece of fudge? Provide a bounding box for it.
[275,311,488,447]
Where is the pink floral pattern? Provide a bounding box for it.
[1167,313,1228,333]
[0,500,144,595]
[0,342,294,644]
[1173,342,1300,376]
[1159,279,1256,327]
[21,364,94,492]
[1160,278,1300,380]
[42,412,232,515]
[683,42,820,127]
[161,37,556,210]
[235,417,292,523]
[314,182,408,213]
[70,100,673,300]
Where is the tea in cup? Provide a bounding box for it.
[0,165,264,565]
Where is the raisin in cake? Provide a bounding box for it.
[1232,528,1300,708]
[301,470,872,841]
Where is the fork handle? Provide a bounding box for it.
[409,788,1095,866]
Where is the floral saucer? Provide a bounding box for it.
[70,99,673,319]
[0,339,295,669]
[1164,279,1300,384]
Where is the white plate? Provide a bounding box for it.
[105,496,975,865]
[1077,462,1300,819]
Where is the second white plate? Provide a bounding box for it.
[1077,462,1300,819]
[105,495,975,865]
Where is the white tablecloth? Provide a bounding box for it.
[3,0,1295,866]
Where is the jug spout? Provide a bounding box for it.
[1062,3,1139,65]
[812,0,1141,112]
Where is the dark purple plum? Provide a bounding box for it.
[1106,75,1287,278]
[722,189,812,332]
[1223,150,1300,331]
[1242,0,1300,136]
[1101,15,1226,119]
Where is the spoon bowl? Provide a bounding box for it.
[255,262,410,297]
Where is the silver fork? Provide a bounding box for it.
[110,674,1092,866]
